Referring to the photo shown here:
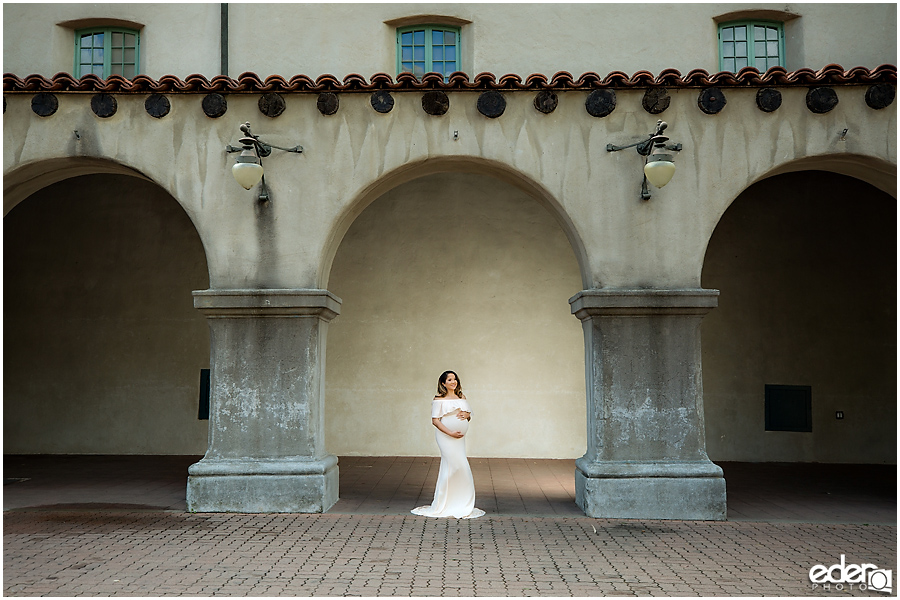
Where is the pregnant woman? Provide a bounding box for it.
[411,371,485,519]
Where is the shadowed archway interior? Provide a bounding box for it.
[4,173,210,454]
[702,170,896,463]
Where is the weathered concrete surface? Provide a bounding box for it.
[187,289,341,513]
[187,457,338,513]
[575,467,727,521]
[570,289,725,520]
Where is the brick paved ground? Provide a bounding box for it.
[4,456,897,596]
[4,511,895,596]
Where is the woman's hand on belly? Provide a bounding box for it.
[433,416,465,438]
[441,413,469,437]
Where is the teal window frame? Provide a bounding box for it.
[718,20,784,73]
[396,25,460,80]
[74,27,140,78]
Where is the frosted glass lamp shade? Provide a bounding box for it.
[232,149,264,189]
[643,155,676,188]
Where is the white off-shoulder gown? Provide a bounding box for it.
[411,398,485,519]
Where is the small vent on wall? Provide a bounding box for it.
[765,384,812,432]
[198,369,210,420]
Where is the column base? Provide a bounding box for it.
[575,459,726,520]
[186,456,339,513]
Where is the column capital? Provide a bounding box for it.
[193,288,342,321]
[569,288,719,320]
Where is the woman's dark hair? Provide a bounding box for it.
[436,370,464,398]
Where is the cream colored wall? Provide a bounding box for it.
[4,87,895,293]
[784,4,897,71]
[5,169,894,463]
[325,172,586,458]
[702,172,896,463]
[4,4,896,79]
[4,174,210,454]
[2,3,220,78]
[2,76,895,461]
[227,3,728,78]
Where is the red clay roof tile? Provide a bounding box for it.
[3,65,895,94]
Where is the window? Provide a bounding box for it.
[397,25,459,80]
[764,384,812,432]
[718,20,783,72]
[75,27,139,78]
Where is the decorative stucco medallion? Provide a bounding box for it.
[258,93,286,118]
[422,90,449,116]
[317,92,339,115]
[756,88,782,112]
[145,94,170,119]
[865,83,895,110]
[585,89,616,117]
[477,91,506,118]
[642,88,670,114]
[31,92,58,117]
[806,87,839,114]
[698,87,726,114]
[533,90,558,114]
[370,90,394,113]
[202,93,227,118]
[91,93,117,118]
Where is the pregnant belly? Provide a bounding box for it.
[441,412,469,435]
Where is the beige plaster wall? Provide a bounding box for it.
[2,53,895,463]
[3,170,894,464]
[784,4,897,71]
[702,172,896,463]
[4,86,895,293]
[325,172,586,458]
[3,3,220,79]
[4,174,210,454]
[4,4,896,79]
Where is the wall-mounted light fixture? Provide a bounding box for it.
[607,120,682,200]
[226,122,303,203]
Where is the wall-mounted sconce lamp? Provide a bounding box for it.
[607,120,683,200]
[226,122,303,202]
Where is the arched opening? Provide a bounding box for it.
[4,171,211,455]
[324,170,586,460]
[701,169,896,464]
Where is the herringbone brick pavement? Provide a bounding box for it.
[4,511,895,596]
[3,456,896,596]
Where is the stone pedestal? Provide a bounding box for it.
[570,289,726,520]
[186,289,341,513]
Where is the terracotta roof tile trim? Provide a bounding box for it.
[4,64,895,94]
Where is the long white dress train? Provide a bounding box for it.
[411,399,485,519]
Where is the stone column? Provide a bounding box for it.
[569,289,726,520]
[186,289,341,513]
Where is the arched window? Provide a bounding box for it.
[718,20,784,72]
[396,25,460,80]
[75,27,140,78]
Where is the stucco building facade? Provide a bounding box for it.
[4,3,896,519]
